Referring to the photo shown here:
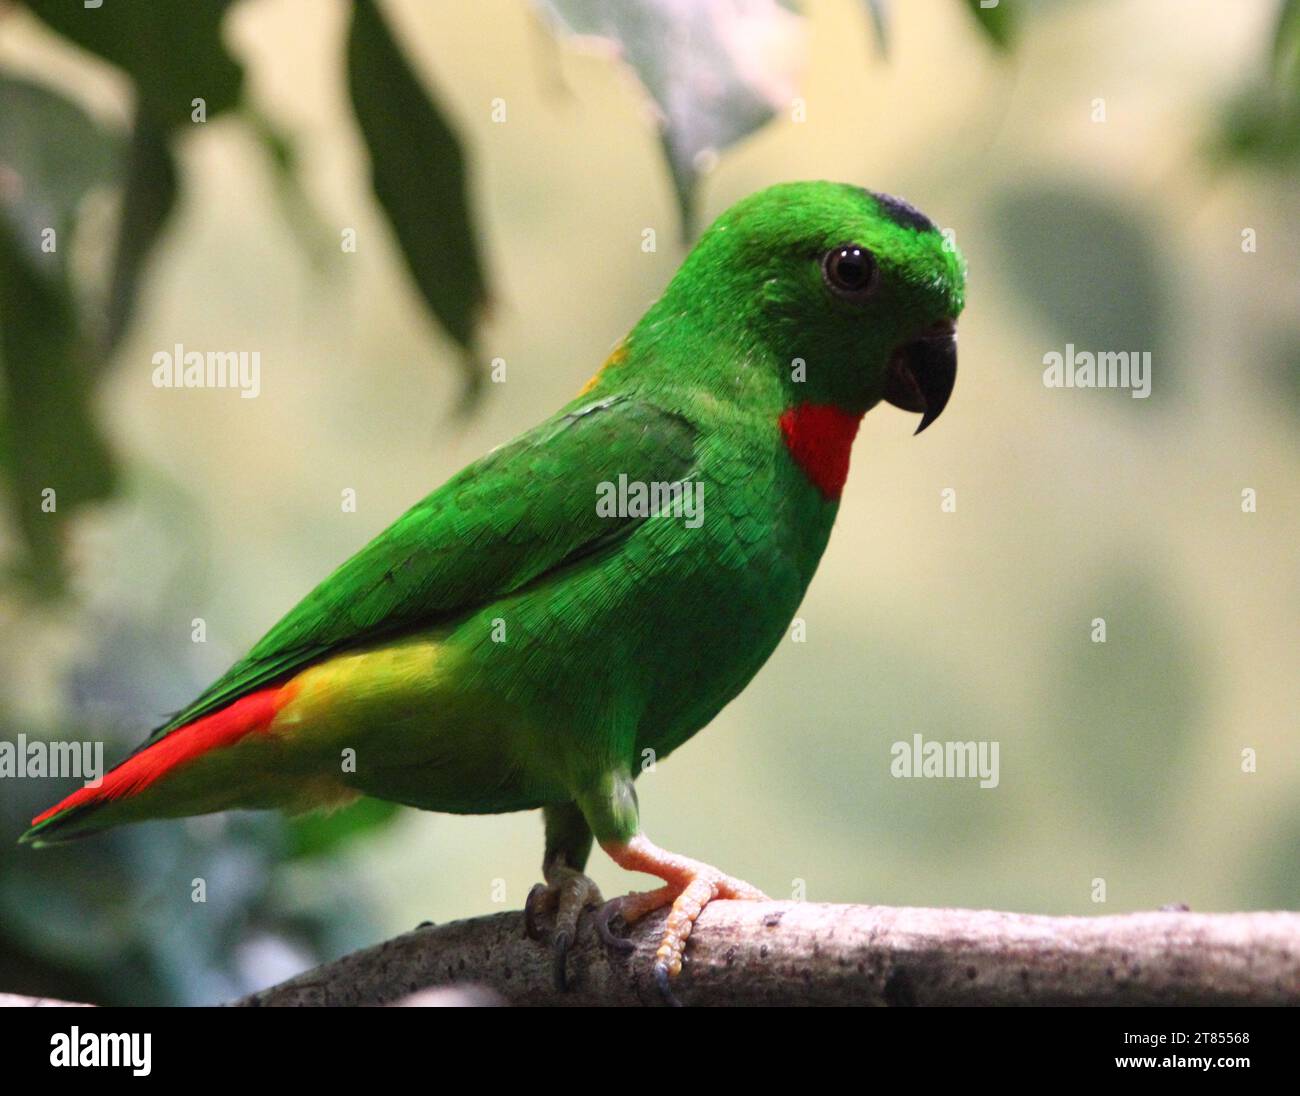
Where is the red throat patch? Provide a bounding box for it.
[778,403,865,500]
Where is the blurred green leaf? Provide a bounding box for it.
[0,78,121,592]
[962,0,1017,49]
[1208,1,1300,170]
[23,0,245,352]
[1213,81,1300,170]
[348,0,487,403]
[285,797,402,859]
[990,183,1174,408]
[22,0,243,129]
[104,110,177,354]
[536,0,807,238]
[0,221,115,593]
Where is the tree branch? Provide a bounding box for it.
[0,993,92,1007]
[233,903,1300,1007]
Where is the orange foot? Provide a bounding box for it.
[597,834,768,1006]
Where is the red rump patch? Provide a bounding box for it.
[778,403,865,500]
[30,687,291,826]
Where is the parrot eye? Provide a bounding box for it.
[821,243,878,301]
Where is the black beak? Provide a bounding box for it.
[882,319,958,434]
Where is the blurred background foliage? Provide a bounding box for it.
[0,0,1295,1004]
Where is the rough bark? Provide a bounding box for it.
[227,903,1300,1007]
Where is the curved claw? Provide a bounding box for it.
[552,930,572,991]
[654,961,683,1008]
[525,868,604,990]
[595,898,637,954]
[523,882,551,941]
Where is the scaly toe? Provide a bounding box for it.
[525,867,606,990]
[598,835,768,1008]
[715,875,768,901]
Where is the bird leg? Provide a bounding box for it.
[525,802,603,989]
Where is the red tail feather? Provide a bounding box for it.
[31,687,289,826]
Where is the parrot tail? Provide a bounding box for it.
[19,687,289,847]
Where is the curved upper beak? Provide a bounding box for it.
[882,318,958,434]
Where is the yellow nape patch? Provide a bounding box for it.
[577,340,628,397]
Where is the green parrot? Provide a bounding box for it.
[24,181,964,1002]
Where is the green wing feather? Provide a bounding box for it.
[142,395,696,746]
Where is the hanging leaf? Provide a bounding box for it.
[103,111,177,354]
[0,223,116,593]
[0,77,122,592]
[536,0,808,238]
[23,0,246,350]
[347,0,487,403]
[22,0,243,128]
[962,0,1017,50]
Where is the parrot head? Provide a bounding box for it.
[648,181,966,433]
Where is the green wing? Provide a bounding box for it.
[144,395,696,745]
